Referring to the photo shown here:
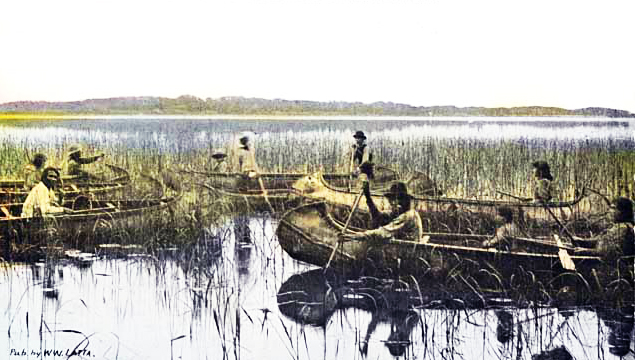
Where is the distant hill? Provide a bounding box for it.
[0,95,633,117]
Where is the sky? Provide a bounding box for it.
[1,0,634,112]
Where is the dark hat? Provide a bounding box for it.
[353,131,367,140]
[385,181,409,199]
[211,149,227,160]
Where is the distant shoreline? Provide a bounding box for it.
[0,114,632,122]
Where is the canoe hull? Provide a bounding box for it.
[276,202,633,305]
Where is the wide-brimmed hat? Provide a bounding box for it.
[353,131,367,140]
[211,149,227,160]
[68,145,82,156]
[385,181,409,199]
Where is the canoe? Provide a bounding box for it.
[183,166,400,213]
[291,171,587,220]
[275,202,633,305]
[0,189,181,261]
[0,164,131,202]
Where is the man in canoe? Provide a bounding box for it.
[349,130,373,179]
[24,153,48,189]
[482,206,523,250]
[63,144,106,179]
[233,132,260,190]
[572,197,635,262]
[342,177,424,244]
[210,148,228,172]
[532,160,555,202]
[21,167,73,218]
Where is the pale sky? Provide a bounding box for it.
[1,0,634,112]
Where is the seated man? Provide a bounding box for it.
[532,160,556,203]
[343,179,423,244]
[572,197,635,262]
[210,148,228,172]
[482,206,522,249]
[21,167,73,218]
[64,145,105,179]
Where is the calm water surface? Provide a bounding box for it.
[1,216,633,360]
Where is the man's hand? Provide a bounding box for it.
[248,171,258,178]
[63,207,74,214]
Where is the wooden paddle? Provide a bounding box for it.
[542,204,576,271]
[256,174,275,213]
[324,186,365,271]
[496,190,532,202]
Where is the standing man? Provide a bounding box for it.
[350,131,373,179]
[233,132,260,190]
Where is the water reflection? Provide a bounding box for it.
[598,306,634,357]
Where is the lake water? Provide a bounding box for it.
[1,116,634,359]
[1,216,633,360]
[1,116,633,153]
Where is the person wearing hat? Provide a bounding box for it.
[210,148,228,172]
[342,180,423,244]
[572,197,635,262]
[23,153,48,189]
[21,167,73,218]
[349,131,373,179]
[63,145,106,178]
[233,132,260,190]
[532,160,555,202]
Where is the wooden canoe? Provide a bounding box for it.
[291,171,587,221]
[0,164,131,202]
[0,189,181,260]
[275,202,633,305]
[183,166,399,213]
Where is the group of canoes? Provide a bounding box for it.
[1,145,181,260]
[189,131,632,304]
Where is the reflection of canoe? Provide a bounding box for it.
[276,202,633,304]
[291,172,587,219]
[1,190,181,259]
[0,164,131,202]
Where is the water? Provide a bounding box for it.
[1,116,633,153]
[2,216,633,359]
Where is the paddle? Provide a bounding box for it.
[324,186,365,271]
[542,204,577,271]
[495,190,576,270]
[496,190,532,202]
[553,234,576,271]
[256,173,275,213]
